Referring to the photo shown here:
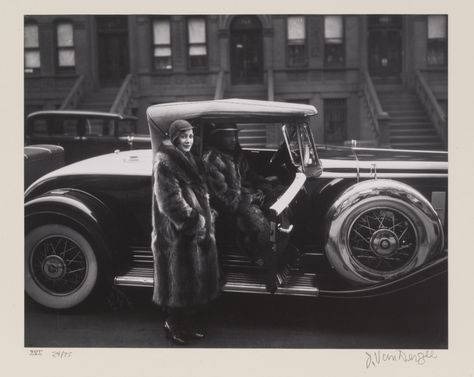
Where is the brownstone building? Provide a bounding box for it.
[24,15,448,149]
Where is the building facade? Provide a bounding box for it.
[24,15,448,149]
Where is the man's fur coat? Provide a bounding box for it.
[202,146,271,261]
[152,140,221,309]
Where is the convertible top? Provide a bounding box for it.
[146,98,317,154]
[27,110,137,121]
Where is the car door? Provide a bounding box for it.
[268,123,321,267]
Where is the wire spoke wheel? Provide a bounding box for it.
[25,224,100,310]
[30,236,88,295]
[325,180,444,285]
[349,208,418,274]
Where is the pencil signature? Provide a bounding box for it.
[365,350,438,369]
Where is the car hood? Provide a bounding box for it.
[318,145,448,178]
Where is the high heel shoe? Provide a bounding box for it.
[185,328,205,339]
[163,320,187,345]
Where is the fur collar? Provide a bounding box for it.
[157,140,204,186]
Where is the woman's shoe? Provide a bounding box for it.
[185,329,205,339]
[163,320,187,345]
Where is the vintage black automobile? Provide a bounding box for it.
[25,110,150,164]
[24,99,448,310]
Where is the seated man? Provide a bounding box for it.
[202,122,280,293]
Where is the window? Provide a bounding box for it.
[287,16,306,66]
[24,22,40,73]
[324,16,345,67]
[152,19,172,70]
[84,118,114,137]
[324,99,347,144]
[187,17,207,69]
[56,21,75,73]
[427,15,447,66]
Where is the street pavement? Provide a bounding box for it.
[25,274,447,349]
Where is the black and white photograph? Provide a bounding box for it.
[23,13,449,350]
[3,1,473,375]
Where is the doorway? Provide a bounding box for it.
[96,16,130,85]
[230,16,264,85]
[368,15,402,79]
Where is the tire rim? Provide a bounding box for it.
[348,207,418,274]
[30,235,88,295]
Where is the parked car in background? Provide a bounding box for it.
[24,99,448,310]
[25,110,150,164]
[24,144,65,190]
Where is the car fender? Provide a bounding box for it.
[25,188,124,266]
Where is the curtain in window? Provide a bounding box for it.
[153,20,170,45]
[288,16,305,42]
[188,18,205,44]
[25,24,40,69]
[325,16,343,43]
[428,15,447,39]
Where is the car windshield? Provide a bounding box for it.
[283,122,321,173]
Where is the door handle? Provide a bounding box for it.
[278,224,294,234]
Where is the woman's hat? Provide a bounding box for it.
[168,119,193,144]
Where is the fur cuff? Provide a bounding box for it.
[182,210,200,235]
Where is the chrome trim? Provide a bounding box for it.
[352,146,447,154]
[269,172,306,217]
[431,191,447,227]
[114,275,153,287]
[278,224,294,234]
[320,172,448,179]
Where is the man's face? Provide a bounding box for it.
[217,131,238,152]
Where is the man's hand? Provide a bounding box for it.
[251,190,265,206]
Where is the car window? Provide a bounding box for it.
[117,119,136,136]
[30,118,48,136]
[61,118,79,136]
[84,118,115,137]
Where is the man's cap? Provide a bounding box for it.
[168,119,193,144]
[209,122,240,135]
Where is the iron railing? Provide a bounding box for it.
[414,70,447,147]
[361,71,390,147]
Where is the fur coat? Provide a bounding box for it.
[151,140,221,309]
[202,147,271,261]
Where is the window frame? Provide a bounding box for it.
[55,20,76,74]
[324,15,345,68]
[286,15,307,67]
[24,20,41,74]
[426,15,447,67]
[323,98,347,144]
[151,17,173,71]
[186,16,208,70]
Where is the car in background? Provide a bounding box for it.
[25,110,150,164]
[24,99,448,310]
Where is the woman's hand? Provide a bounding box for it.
[196,214,207,242]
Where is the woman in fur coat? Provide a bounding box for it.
[151,119,221,345]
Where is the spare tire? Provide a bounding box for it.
[325,179,444,285]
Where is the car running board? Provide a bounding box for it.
[114,267,319,297]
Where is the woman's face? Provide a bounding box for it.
[176,129,194,153]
